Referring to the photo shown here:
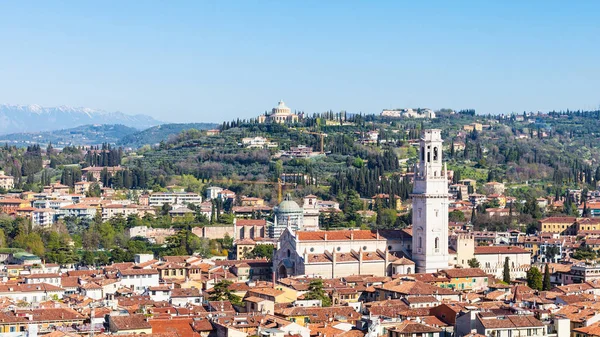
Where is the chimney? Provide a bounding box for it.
[350,232,354,240]
[324,233,328,241]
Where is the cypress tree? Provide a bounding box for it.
[503,257,511,284]
[543,264,551,291]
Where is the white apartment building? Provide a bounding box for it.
[206,186,223,200]
[102,204,151,221]
[241,136,278,149]
[32,209,56,227]
[148,192,202,207]
[58,204,97,219]
[33,199,72,210]
[0,284,65,303]
[118,269,160,293]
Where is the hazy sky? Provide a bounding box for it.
[0,1,599,122]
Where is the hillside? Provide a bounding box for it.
[117,123,218,148]
[0,124,139,147]
[0,104,161,134]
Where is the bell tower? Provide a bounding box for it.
[411,129,450,273]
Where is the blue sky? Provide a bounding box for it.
[0,1,599,122]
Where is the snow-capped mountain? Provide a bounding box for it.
[0,104,162,134]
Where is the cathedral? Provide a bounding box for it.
[272,129,452,278]
[411,129,451,273]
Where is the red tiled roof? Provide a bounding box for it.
[236,219,266,226]
[474,246,529,254]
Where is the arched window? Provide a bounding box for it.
[407,267,412,274]
[419,237,423,249]
[434,147,439,161]
[421,147,425,161]
[287,249,291,258]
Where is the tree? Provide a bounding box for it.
[526,266,543,290]
[449,210,466,222]
[247,245,274,260]
[573,245,596,260]
[304,279,332,307]
[543,264,551,291]
[81,250,95,266]
[209,280,241,305]
[503,257,511,283]
[467,258,480,268]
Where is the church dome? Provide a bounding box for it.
[277,194,302,213]
[272,100,291,115]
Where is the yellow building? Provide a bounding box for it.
[577,218,600,232]
[438,268,489,292]
[235,239,257,260]
[538,217,577,235]
[371,193,402,211]
[157,262,187,280]
[0,308,85,334]
[246,286,297,303]
[241,197,265,207]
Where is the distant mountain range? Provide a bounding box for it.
[0,124,139,147]
[0,104,162,134]
[0,123,220,148]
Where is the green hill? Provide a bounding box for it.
[118,123,218,148]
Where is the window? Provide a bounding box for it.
[435,237,440,250]
[419,237,422,249]
[433,147,438,161]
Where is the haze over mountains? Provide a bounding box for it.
[0,104,162,134]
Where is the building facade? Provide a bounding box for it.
[257,100,299,124]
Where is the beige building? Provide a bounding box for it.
[257,100,299,124]
[102,204,155,221]
[450,234,475,267]
[0,171,14,190]
[273,229,413,279]
[483,181,505,195]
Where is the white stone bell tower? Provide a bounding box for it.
[411,129,450,273]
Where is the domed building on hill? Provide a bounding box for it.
[257,100,300,124]
[270,194,304,239]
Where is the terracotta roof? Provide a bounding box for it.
[477,315,544,329]
[474,246,529,254]
[377,280,457,296]
[110,314,152,331]
[442,268,487,278]
[389,320,441,333]
[297,230,405,241]
[279,306,360,323]
[171,288,200,298]
[149,318,201,337]
[538,217,576,223]
[120,269,159,276]
[236,219,266,226]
